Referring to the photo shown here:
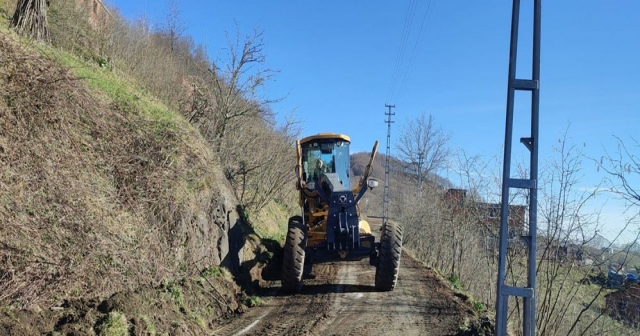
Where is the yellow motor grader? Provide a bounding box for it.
[281,133,403,292]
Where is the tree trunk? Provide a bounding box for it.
[10,0,50,42]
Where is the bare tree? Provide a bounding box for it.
[533,132,606,336]
[161,0,186,53]
[10,0,49,42]
[207,26,281,153]
[396,112,451,194]
[220,112,300,213]
[394,128,638,335]
[598,136,640,211]
[178,24,295,213]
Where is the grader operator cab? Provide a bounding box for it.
[281,133,403,292]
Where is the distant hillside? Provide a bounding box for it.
[350,152,455,217]
[350,151,385,179]
[585,233,613,250]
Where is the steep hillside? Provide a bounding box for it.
[351,152,455,218]
[0,28,251,332]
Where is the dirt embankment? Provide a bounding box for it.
[1,270,245,335]
[0,29,251,333]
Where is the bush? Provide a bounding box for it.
[448,274,462,290]
[96,311,129,336]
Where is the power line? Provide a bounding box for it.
[396,0,437,102]
[386,0,418,103]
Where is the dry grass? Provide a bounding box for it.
[253,201,291,242]
[0,30,237,309]
[0,0,16,21]
[0,0,297,316]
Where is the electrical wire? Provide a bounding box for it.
[385,0,437,104]
[386,0,418,103]
[396,0,437,102]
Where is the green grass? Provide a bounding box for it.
[187,310,206,328]
[253,201,290,242]
[169,283,183,306]
[0,0,13,23]
[244,295,263,308]
[201,265,222,278]
[34,46,179,134]
[96,311,129,336]
[159,279,184,306]
[472,300,485,313]
[448,274,462,290]
[139,315,156,335]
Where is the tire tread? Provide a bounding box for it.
[375,221,403,291]
[282,216,307,292]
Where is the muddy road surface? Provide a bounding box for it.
[214,220,479,336]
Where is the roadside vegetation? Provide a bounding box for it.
[0,0,296,333]
[356,112,640,335]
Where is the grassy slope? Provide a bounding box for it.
[0,8,259,334]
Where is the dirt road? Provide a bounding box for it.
[214,220,480,336]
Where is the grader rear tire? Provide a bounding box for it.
[281,216,307,292]
[375,221,403,291]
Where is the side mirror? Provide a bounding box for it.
[367,179,379,189]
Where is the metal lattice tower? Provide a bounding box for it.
[383,104,395,225]
[495,1,541,335]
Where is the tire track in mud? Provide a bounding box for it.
[312,256,475,336]
[251,287,331,336]
[214,264,338,336]
[216,218,477,335]
[312,261,371,334]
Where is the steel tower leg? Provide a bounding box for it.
[495,1,541,335]
[383,104,395,226]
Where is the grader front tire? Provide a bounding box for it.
[281,216,307,292]
[375,221,403,291]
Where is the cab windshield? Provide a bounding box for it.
[301,139,350,188]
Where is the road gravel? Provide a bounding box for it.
[214,219,477,336]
